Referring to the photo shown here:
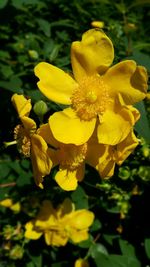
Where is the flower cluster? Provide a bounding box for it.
[24,198,94,246]
[10,29,148,191]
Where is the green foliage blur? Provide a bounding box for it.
[0,0,150,266]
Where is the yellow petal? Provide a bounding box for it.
[69,210,94,229]
[24,221,42,240]
[49,108,96,145]
[71,29,114,82]
[34,62,77,105]
[104,60,148,105]
[11,94,32,117]
[0,198,13,207]
[70,229,89,243]
[98,147,116,178]
[38,123,59,148]
[97,101,137,145]
[31,134,52,187]
[55,169,78,191]
[57,198,74,218]
[86,133,106,169]
[115,130,139,165]
[11,202,21,213]
[38,200,55,220]
[45,231,68,246]
[21,116,37,134]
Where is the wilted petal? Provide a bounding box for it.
[11,94,32,117]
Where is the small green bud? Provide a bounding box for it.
[138,166,150,181]
[118,167,130,180]
[28,50,39,60]
[142,145,149,158]
[33,100,48,120]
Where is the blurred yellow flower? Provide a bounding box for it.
[24,198,94,246]
[74,258,89,267]
[0,198,21,213]
[11,94,52,188]
[34,29,148,146]
[91,20,105,28]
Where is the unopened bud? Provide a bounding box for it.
[91,21,105,28]
[119,167,130,180]
[28,50,39,60]
[74,258,89,267]
[33,100,48,119]
[142,145,149,158]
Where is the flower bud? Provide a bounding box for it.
[91,21,105,28]
[118,167,130,180]
[28,50,39,60]
[141,145,149,158]
[33,100,48,118]
[74,258,89,267]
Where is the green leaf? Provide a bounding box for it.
[0,77,23,93]
[28,254,42,267]
[119,239,136,257]
[129,0,150,9]
[144,238,150,259]
[71,185,88,209]
[77,235,93,248]
[90,243,108,258]
[134,101,150,144]
[90,219,102,232]
[109,255,141,267]
[91,252,110,267]
[103,234,119,246]
[128,51,150,71]
[26,262,35,267]
[0,0,8,9]
[49,45,61,62]
[51,262,68,267]
[36,19,51,37]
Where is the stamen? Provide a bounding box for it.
[59,143,87,171]
[71,75,109,121]
[14,124,31,157]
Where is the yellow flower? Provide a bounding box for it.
[0,198,21,213]
[38,107,139,190]
[74,258,89,267]
[38,123,87,190]
[34,29,148,146]
[24,198,94,247]
[11,94,52,188]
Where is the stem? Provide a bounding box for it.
[3,140,17,148]
[0,182,16,188]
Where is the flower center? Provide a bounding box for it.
[71,75,109,121]
[14,124,31,157]
[59,143,87,171]
[86,91,97,103]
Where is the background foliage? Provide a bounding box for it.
[0,0,150,266]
